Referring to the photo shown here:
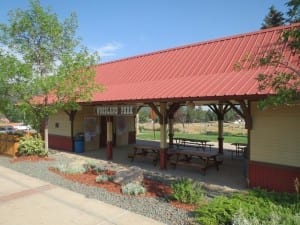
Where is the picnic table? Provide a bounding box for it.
[169,149,220,175]
[173,137,213,151]
[231,142,247,159]
[128,145,160,165]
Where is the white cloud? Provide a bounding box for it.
[96,42,123,57]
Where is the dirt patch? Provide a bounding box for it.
[49,167,196,211]
[10,156,55,163]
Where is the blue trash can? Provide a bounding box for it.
[74,135,84,153]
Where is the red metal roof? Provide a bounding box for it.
[92,24,299,103]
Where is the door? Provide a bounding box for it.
[99,116,116,147]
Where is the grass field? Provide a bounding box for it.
[137,122,248,144]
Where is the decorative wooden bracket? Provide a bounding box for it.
[226,100,252,130]
[147,102,182,124]
[136,105,143,114]
[147,103,163,124]
[208,104,232,120]
[65,110,77,121]
[167,102,181,119]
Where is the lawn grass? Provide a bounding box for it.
[137,130,247,144]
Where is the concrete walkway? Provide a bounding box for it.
[0,166,167,225]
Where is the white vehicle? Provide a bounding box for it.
[0,125,15,133]
[14,124,31,131]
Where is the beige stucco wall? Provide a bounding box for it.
[48,111,71,137]
[115,116,135,145]
[250,102,300,167]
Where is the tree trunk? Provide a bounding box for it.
[44,117,49,152]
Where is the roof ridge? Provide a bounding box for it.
[99,23,300,67]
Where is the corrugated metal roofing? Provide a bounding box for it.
[92,23,299,103]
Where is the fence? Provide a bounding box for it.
[0,134,20,157]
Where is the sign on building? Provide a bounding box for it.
[96,105,136,116]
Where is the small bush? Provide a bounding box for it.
[122,183,146,196]
[95,174,109,183]
[18,134,47,157]
[54,163,86,174]
[93,165,106,174]
[171,178,204,204]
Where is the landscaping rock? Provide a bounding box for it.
[113,166,143,185]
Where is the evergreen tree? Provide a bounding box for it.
[286,0,300,23]
[261,5,285,29]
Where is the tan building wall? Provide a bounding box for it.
[48,111,71,137]
[115,116,135,145]
[250,102,300,167]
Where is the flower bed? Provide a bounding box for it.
[49,166,198,211]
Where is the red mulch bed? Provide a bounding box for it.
[10,155,55,163]
[49,167,197,211]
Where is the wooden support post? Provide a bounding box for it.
[160,102,167,170]
[106,116,113,160]
[167,102,181,148]
[217,115,224,154]
[168,117,174,147]
[135,113,139,135]
[65,110,77,152]
[208,103,231,154]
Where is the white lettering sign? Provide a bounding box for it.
[96,106,135,116]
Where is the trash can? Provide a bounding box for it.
[74,133,84,153]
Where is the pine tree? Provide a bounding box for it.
[261,5,285,29]
[286,0,300,23]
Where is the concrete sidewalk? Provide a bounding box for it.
[0,166,167,225]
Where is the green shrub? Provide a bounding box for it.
[18,134,46,157]
[232,208,300,225]
[54,163,87,174]
[196,189,299,225]
[121,183,146,196]
[93,165,106,174]
[95,174,109,183]
[171,178,204,204]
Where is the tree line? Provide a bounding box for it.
[138,106,240,124]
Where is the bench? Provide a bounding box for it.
[128,145,160,166]
[169,149,220,175]
[173,138,212,151]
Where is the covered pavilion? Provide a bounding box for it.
[48,23,300,193]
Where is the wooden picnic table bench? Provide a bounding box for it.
[128,145,160,165]
[169,149,220,175]
[231,142,247,159]
[173,137,213,151]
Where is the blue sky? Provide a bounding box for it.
[1,0,287,63]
